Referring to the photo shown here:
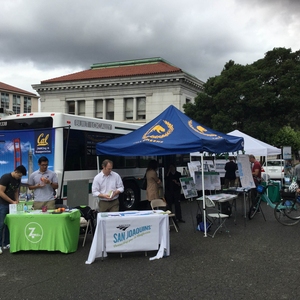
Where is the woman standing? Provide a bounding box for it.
[146,160,161,205]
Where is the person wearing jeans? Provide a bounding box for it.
[0,165,27,254]
[0,204,10,253]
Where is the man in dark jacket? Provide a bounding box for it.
[224,157,238,188]
[165,163,185,223]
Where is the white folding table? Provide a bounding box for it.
[85,210,169,264]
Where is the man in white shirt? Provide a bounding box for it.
[28,156,58,210]
[92,159,124,212]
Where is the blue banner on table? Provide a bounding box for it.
[105,217,159,252]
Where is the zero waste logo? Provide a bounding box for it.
[25,222,43,243]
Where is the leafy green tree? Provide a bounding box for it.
[273,126,300,157]
[184,48,300,149]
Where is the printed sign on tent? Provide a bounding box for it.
[194,171,221,191]
[180,177,198,199]
[237,154,256,189]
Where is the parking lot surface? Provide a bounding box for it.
[1,197,300,300]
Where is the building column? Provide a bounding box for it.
[74,100,78,115]
[103,99,107,119]
[133,97,137,121]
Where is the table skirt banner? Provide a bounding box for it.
[105,216,159,252]
[86,211,170,264]
[5,210,80,253]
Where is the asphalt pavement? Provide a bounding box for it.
[1,196,300,300]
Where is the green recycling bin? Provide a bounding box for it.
[262,181,281,203]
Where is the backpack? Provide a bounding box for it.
[196,213,211,232]
[197,221,211,232]
[75,206,96,235]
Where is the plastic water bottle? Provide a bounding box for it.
[24,203,28,213]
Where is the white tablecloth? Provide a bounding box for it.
[200,193,238,202]
[85,210,170,264]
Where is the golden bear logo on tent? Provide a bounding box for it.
[142,120,174,142]
[196,125,207,133]
[188,120,222,139]
[150,125,165,134]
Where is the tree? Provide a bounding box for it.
[273,126,300,158]
[184,48,300,147]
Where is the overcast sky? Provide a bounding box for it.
[1,0,300,95]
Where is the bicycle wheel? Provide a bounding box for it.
[248,195,261,220]
[274,199,300,226]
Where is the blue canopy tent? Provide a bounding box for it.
[96,105,243,155]
[96,105,244,236]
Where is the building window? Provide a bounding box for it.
[78,100,85,116]
[124,98,133,120]
[186,98,191,104]
[106,99,114,120]
[13,95,20,114]
[24,97,31,113]
[68,101,75,114]
[1,93,9,109]
[95,99,103,119]
[137,97,146,120]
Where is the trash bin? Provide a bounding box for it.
[262,181,281,203]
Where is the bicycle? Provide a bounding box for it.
[248,182,300,226]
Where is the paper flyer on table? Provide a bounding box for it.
[9,203,24,214]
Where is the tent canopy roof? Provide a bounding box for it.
[227,130,281,157]
[96,105,244,156]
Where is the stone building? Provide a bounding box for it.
[0,82,39,115]
[32,57,204,123]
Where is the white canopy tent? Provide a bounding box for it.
[189,130,282,220]
[191,130,281,157]
[227,130,281,157]
[227,130,283,181]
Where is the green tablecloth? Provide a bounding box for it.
[5,209,80,253]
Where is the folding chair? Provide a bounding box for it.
[150,199,179,232]
[205,197,230,238]
[75,206,96,247]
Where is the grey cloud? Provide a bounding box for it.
[0,0,299,89]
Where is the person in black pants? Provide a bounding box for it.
[224,156,238,188]
[165,163,185,223]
